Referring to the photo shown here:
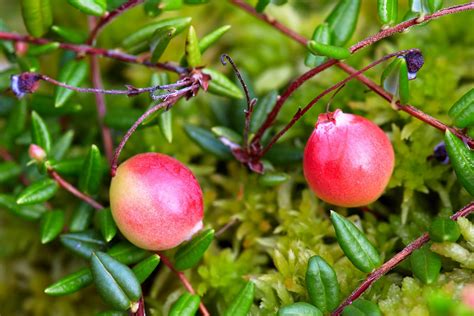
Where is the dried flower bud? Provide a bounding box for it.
[404,51,424,80]
[433,141,449,164]
[10,72,41,98]
[29,144,47,163]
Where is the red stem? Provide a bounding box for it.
[48,169,105,210]
[331,201,474,315]
[158,253,211,316]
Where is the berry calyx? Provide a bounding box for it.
[303,109,395,207]
[109,153,204,250]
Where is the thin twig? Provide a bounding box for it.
[158,253,211,316]
[331,201,474,315]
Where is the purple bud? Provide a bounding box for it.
[10,72,41,98]
[404,51,424,80]
[433,141,449,164]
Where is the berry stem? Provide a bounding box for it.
[158,252,211,316]
[331,201,474,315]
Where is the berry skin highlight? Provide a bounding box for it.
[110,153,203,250]
[303,109,395,207]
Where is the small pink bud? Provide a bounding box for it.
[461,284,474,309]
[29,144,47,162]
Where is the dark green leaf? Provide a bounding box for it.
[60,230,107,258]
[410,246,441,284]
[51,25,88,43]
[305,255,340,312]
[158,110,173,143]
[16,178,58,205]
[107,241,150,265]
[199,25,231,54]
[342,299,382,316]
[132,254,160,283]
[330,211,381,273]
[79,145,103,195]
[256,0,271,12]
[174,228,214,270]
[66,0,106,16]
[169,292,201,316]
[307,41,350,60]
[305,24,331,68]
[266,145,303,165]
[27,42,60,56]
[278,302,323,316]
[91,252,142,311]
[258,172,289,187]
[5,100,27,141]
[51,130,74,161]
[150,26,176,63]
[144,0,162,17]
[429,218,461,242]
[70,203,94,232]
[448,88,474,128]
[31,111,52,153]
[49,158,84,176]
[184,124,232,159]
[0,161,21,183]
[444,130,474,196]
[54,59,88,108]
[0,193,46,220]
[44,268,93,296]
[202,68,243,99]
[381,58,409,104]
[97,208,117,242]
[211,126,242,144]
[250,91,277,133]
[40,210,65,243]
[20,0,53,37]
[325,0,361,46]
[377,0,398,26]
[223,282,255,316]
[185,26,201,68]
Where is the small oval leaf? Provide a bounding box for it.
[69,203,94,232]
[342,299,382,316]
[258,172,289,187]
[448,88,474,128]
[132,254,160,284]
[250,91,278,133]
[223,282,255,316]
[54,59,88,108]
[211,126,242,144]
[306,255,340,312]
[169,292,201,316]
[174,228,214,271]
[20,0,53,37]
[60,230,107,258]
[278,302,323,316]
[31,111,52,154]
[202,68,243,99]
[325,0,361,46]
[150,26,176,63]
[27,42,60,56]
[0,161,22,183]
[429,218,461,242]
[16,178,58,205]
[79,144,103,195]
[0,194,46,220]
[40,210,65,243]
[410,246,442,284]
[378,0,398,26]
[98,208,117,242]
[184,124,232,159]
[66,0,106,16]
[51,25,88,44]
[107,241,150,265]
[307,41,350,60]
[381,58,409,105]
[185,26,202,68]
[51,130,75,161]
[444,130,474,196]
[44,268,93,296]
[305,23,331,68]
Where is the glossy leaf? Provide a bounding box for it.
[40,210,65,243]
[377,0,398,26]
[185,26,202,68]
[307,41,350,60]
[0,194,46,220]
[305,23,331,67]
[143,0,162,17]
[132,254,160,283]
[51,130,74,161]
[330,211,381,273]
[27,42,60,56]
[325,0,361,46]
[250,90,278,133]
[342,299,382,316]
[258,172,289,187]
[97,208,117,242]
[54,59,88,107]
[223,282,255,316]
[444,130,474,196]
[256,0,271,12]
[16,178,58,205]
[69,203,94,232]
[91,251,142,311]
[202,68,243,99]
[60,230,107,258]
[158,110,173,143]
[448,88,474,128]
[381,57,409,104]
[106,241,150,265]
[212,126,242,144]
[79,145,102,195]
[51,25,87,43]
[150,26,176,63]
[44,268,93,296]
[410,0,443,14]
[49,158,84,176]
[306,255,340,312]
[410,246,441,284]
[5,100,27,141]
[20,0,53,37]
[66,0,106,16]
[429,218,461,242]
[31,111,52,153]
[0,161,22,183]
[278,302,323,316]
[169,292,201,316]
[174,228,214,270]
[184,124,232,159]
[199,25,231,54]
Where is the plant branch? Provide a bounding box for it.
[331,201,474,315]
[87,0,144,45]
[158,252,210,316]
[0,31,186,73]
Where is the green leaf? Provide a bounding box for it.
[307,41,350,60]
[5,100,27,141]
[184,0,209,3]
[107,241,150,265]
[40,210,65,243]
[174,228,214,271]
[184,124,232,159]
[31,111,52,153]
[256,0,271,12]
[49,158,84,176]
[51,25,88,44]
[409,0,443,14]
[158,110,173,143]
[51,130,74,161]
[448,88,474,128]
[410,246,441,284]
[305,24,331,68]
[27,42,60,56]
[250,91,277,133]
[278,302,323,316]
[185,26,202,68]
[444,130,474,196]
[330,211,381,273]
[266,144,303,165]
[223,282,255,316]
[60,230,107,258]
[66,0,106,16]
[258,172,289,187]
[79,145,103,195]
[16,178,58,205]
[0,194,46,220]
[305,255,340,312]
[150,26,176,63]
[91,251,142,311]
[0,161,22,183]
[143,0,162,17]
[377,0,398,26]
[44,268,93,296]
[342,299,382,316]
[199,25,231,54]
[169,293,201,316]
[325,0,361,46]
[202,68,243,99]
[132,254,160,283]
[54,59,89,108]
[97,208,117,242]
[381,57,409,104]
[211,126,242,144]
[429,218,461,242]
[20,0,53,37]
[69,203,94,232]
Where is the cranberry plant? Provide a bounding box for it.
[0,0,473,315]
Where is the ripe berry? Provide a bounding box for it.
[303,109,394,207]
[109,153,203,250]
